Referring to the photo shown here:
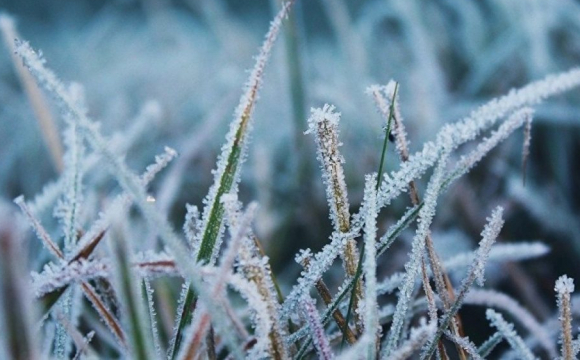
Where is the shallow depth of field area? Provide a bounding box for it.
[1,0,580,359]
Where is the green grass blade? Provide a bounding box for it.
[168,3,294,357]
[341,82,398,349]
[109,224,153,360]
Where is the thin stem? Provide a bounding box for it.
[376,82,398,191]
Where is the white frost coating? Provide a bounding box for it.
[31,260,108,298]
[486,309,538,360]
[304,104,341,134]
[473,207,504,286]
[140,146,178,186]
[71,146,178,265]
[32,252,178,298]
[174,264,245,360]
[218,197,257,291]
[281,230,352,320]
[294,248,313,266]
[27,100,163,217]
[334,334,372,360]
[382,153,450,356]
[367,80,409,159]
[195,1,292,264]
[183,204,199,250]
[376,272,406,296]
[221,193,243,230]
[556,275,575,294]
[107,218,156,360]
[376,68,580,211]
[305,104,350,233]
[222,193,288,358]
[376,204,420,256]
[226,273,272,359]
[421,206,504,359]
[446,108,534,190]
[522,115,532,177]
[177,199,259,360]
[285,206,418,347]
[377,242,549,296]
[143,279,163,359]
[302,296,333,360]
[56,87,86,252]
[14,195,64,259]
[444,331,483,360]
[442,242,549,271]
[15,38,193,276]
[555,275,575,360]
[168,282,191,359]
[362,174,379,358]
[465,289,556,357]
[388,319,435,360]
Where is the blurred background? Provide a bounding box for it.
[1,0,580,348]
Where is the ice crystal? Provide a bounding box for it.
[486,309,538,360]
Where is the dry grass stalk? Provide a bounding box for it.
[0,15,64,173]
[555,275,575,360]
[299,253,356,345]
[306,104,363,333]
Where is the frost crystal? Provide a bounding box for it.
[302,296,333,360]
[362,173,379,357]
[555,275,575,360]
[465,289,556,357]
[389,319,435,360]
[555,275,575,294]
[473,206,504,286]
[486,309,537,360]
[383,153,450,356]
[377,68,580,211]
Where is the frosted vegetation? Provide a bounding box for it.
[1,0,580,359]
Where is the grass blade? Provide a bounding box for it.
[169,3,293,356]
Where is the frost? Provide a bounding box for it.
[183,204,199,251]
[143,279,162,359]
[555,275,575,295]
[465,289,556,357]
[377,68,580,211]
[443,242,549,270]
[305,104,350,233]
[473,207,504,286]
[362,174,379,357]
[140,146,178,186]
[421,206,504,359]
[377,242,550,296]
[5,3,580,358]
[302,296,333,360]
[555,275,575,360]
[281,230,352,320]
[486,309,538,360]
[305,104,358,277]
[389,319,435,360]
[32,252,179,298]
[444,331,483,360]
[195,1,293,265]
[17,39,192,274]
[14,195,64,259]
[383,153,450,356]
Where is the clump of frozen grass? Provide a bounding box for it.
[3,3,580,359]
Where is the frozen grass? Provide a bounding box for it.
[1,1,580,359]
